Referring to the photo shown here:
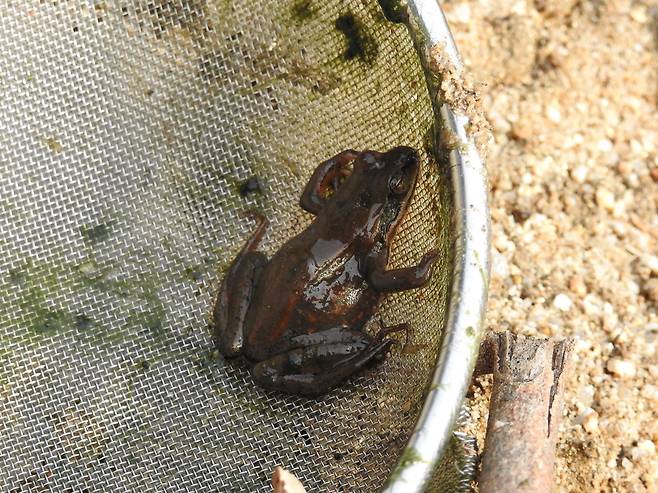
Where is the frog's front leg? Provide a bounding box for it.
[251,327,396,396]
[213,214,268,356]
[365,248,439,293]
[299,150,358,215]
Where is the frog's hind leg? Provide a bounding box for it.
[251,329,396,396]
[213,214,268,356]
[373,321,411,347]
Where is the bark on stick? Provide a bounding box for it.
[477,333,574,493]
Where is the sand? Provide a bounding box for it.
[440,0,658,490]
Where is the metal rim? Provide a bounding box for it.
[382,1,491,491]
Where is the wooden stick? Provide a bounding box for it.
[477,333,575,493]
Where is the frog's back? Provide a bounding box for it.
[243,227,379,360]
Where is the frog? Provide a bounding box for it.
[213,146,439,396]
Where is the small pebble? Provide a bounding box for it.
[595,187,616,211]
[577,384,596,408]
[630,5,648,23]
[650,167,658,183]
[582,409,599,433]
[453,3,471,23]
[644,279,658,303]
[574,337,592,352]
[571,165,588,183]
[583,294,603,316]
[612,200,626,218]
[617,160,633,175]
[597,138,614,153]
[627,279,640,295]
[603,311,620,332]
[642,342,657,359]
[569,275,587,296]
[631,441,656,461]
[642,255,658,276]
[546,104,562,123]
[641,384,658,403]
[611,220,627,236]
[553,293,573,312]
[630,139,645,155]
[649,365,658,378]
[492,251,510,279]
[606,358,637,379]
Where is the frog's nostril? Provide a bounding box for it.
[406,152,418,167]
[393,147,418,169]
[390,145,416,159]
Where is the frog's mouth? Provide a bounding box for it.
[381,198,402,237]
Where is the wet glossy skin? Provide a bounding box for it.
[213,147,438,396]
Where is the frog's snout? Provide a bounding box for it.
[387,146,419,171]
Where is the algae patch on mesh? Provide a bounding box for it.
[387,447,426,482]
[290,0,316,22]
[45,137,63,154]
[1,253,172,343]
[2,260,74,337]
[335,11,378,64]
[80,222,114,243]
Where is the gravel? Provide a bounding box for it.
[441,0,658,490]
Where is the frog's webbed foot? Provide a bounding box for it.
[299,150,358,215]
[251,328,395,396]
[213,215,269,356]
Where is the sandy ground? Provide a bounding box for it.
[439,0,658,490]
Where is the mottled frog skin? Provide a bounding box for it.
[213,147,438,396]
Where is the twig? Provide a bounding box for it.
[476,332,575,493]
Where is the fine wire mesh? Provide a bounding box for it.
[0,1,455,491]
[429,408,480,493]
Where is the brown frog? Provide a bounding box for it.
[213,147,438,396]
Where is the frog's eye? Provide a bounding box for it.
[389,173,406,194]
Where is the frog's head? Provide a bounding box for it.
[352,146,420,238]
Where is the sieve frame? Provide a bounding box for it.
[381,1,490,491]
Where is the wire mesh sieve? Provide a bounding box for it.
[0,1,488,491]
